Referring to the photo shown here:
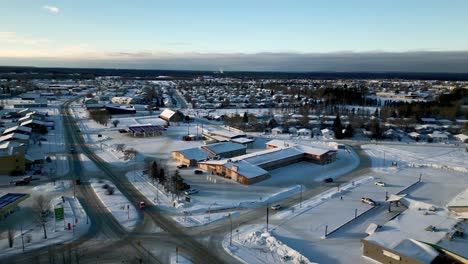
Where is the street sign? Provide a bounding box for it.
[54,207,64,220]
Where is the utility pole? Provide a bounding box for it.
[21,224,25,252]
[266,206,269,232]
[229,213,233,246]
[300,185,302,208]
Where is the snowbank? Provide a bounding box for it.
[223,224,315,264]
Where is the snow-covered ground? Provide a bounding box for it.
[227,143,468,263]
[0,181,89,258]
[223,224,315,264]
[126,170,297,225]
[89,178,139,231]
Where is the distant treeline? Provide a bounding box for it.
[1,66,468,80]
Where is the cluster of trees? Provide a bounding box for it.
[148,160,188,198]
[333,113,354,139]
[88,109,110,126]
[379,88,465,121]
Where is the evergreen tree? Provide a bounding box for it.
[242,112,249,123]
[333,113,344,139]
[344,124,354,138]
[370,120,382,139]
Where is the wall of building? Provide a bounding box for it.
[448,206,468,213]
[0,154,25,175]
[172,152,197,167]
[362,240,427,264]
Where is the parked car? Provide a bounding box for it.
[323,178,334,183]
[179,183,191,191]
[138,201,146,209]
[270,204,281,210]
[184,189,199,195]
[374,181,385,187]
[70,148,76,154]
[177,164,188,169]
[182,136,192,141]
[10,176,33,186]
[39,137,47,141]
[33,169,42,175]
[194,169,203,175]
[361,197,377,206]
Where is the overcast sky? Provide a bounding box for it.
[1,0,468,72]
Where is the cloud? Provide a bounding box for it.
[43,5,60,14]
[0,31,51,45]
[1,49,468,73]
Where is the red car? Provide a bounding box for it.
[138,201,146,209]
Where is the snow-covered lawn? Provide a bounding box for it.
[89,178,139,231]
[126,171,300,216]
[223,224,315,264]
[0,194,89,258]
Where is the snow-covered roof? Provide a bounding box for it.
[266,139,296,148]
[408,132,420,137]
[393,239,439,263]
[202,142,246,155]
[297,128,311,133]
[365,199,461,263]
[160,108,176,120]
[0,132,30,142]
[295,145,334,156]
[447,188,468,208]
[206,129,246,139]
[244,147,303,166]
[20,119,46,126]
[429,131,448,139]
[2,125,32,135]
[225,160,269,179]
[454,134,468,142]
[230,137,254,144]
[175,147,213,161]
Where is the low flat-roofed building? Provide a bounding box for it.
[0,142,26,175]
[2,125,32,136]
[159,108,184,123]
[201,142,246,158]
[172,147,214,167]
[128,124,165,137]
[224,160,270,184]
[447,188,468,213]
[0,133,29,145]
[363,198,467,264]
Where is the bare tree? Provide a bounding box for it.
[34,195,51,239]
[74,247,87,264]
[8,228,15,248]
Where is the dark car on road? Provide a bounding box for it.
[324,178,334,183]
[194,169,203,175]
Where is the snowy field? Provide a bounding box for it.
[0,181,89,258]
[89,178,139,231]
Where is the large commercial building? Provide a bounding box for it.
[198,142,337,184]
